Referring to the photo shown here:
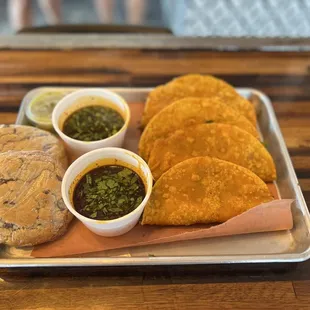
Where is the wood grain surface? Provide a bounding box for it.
[0,48,310,310]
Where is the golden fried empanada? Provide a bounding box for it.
[141,74,256,127]
[149,123,276,181]
[139,97,258,161]
[142,157,273,226]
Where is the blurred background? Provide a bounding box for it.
[1,0,310,37]
[0,0,164,34]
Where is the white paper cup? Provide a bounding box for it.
[52,88,130,158]
[62,147,153,237]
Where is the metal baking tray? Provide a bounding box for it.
[0,86,309,267]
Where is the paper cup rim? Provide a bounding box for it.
[52,88,131,146]
[62,147,153,225]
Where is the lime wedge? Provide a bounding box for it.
[26,90,70,130]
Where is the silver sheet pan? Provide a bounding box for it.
[0,87,308,267]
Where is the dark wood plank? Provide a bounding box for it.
[0,113,17,124]
[0,51,310,84]
[1,280,306,310]
[293,280,310,300]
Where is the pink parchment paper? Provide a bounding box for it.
[32,199,293,258]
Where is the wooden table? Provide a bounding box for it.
[1,47,310,310]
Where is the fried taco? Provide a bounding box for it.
[139,97,258,161]
[148,123,276,181]
[142,157,273,226]
[141,74,256,127]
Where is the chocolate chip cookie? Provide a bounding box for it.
[0,125,68,169]
[0,151,72,246]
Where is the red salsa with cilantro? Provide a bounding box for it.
[73,165,146,220]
